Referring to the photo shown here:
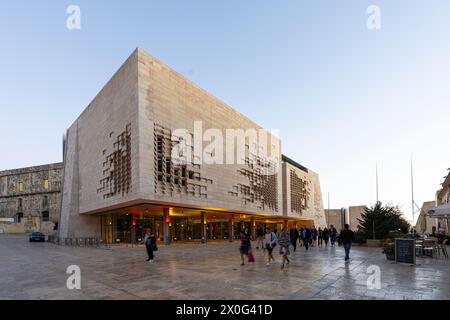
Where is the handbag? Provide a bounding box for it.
[248,250,255,262]
[152,243,158,251]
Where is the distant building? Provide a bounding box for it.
[325,209,342,230]
[0,163,62,234]
[415,169,450,235]
[325,205,366,231]
[415,201,437,235]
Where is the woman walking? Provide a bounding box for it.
[144,228,157,263]
[239,228,252,266]
[278,228,291,269]
[298,227,304,247]
[318,227,323,247]
[264,227,277,265]
[322,227,330,247]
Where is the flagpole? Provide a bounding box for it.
[376,161,379,204]
[411,155,415,232]
[374,162,378,239]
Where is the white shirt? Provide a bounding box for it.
[264,232,277,245]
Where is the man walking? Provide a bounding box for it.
[302,227,311,251]
[264,227,277,265]
[329,224,337,247]
[340,224,355,261]
[256,226,264,250]
[311,226,318,247]
[289,225,299,252]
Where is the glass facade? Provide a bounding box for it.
[99,210,301,245]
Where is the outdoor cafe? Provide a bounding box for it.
[414,203,450,259]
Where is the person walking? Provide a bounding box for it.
[311,226,318,247]
[322,227,330,248]
[302,227,311,251]
[278,228,291,269]
[298,227,304,247]
[340,224,355,261]
[318,227,323,247]
[239,228,252,266]
[289,225,299,252]
[264,227,277,265]
[144,228,157,263]
[329,225,338,247]
[256,226,264,250]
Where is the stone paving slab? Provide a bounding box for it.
[1,234,449,300]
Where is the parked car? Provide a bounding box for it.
[29,232,45,242]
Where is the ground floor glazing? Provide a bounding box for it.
[98,205,315,245]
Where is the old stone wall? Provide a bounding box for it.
[0,163,62,233]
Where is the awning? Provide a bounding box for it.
[427,203,450,218]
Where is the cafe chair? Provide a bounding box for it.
[422,240,438,259]
[415,239,424,257]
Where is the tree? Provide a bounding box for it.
[357,202,410,240]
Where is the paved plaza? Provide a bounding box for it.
[1,234,449,300]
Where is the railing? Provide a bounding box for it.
[47,235,109,248]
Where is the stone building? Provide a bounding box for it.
[415,201,438,235]
[59,48,328,244]
[0,163,63,234]
[281,155,326,228]
[435,170,450,233]
[349,205,366,230]
[325,205,367,231]
[325,209,342,230]
[419,169,450,235]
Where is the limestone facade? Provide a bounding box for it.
[281,155,326,227]
[415,201,438,235]
[58,48,326,238]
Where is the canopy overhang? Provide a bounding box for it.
[427,203,450,218]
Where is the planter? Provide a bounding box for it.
[383,241,395,260]
[367,239,384,247]
[385,252,395,260]
[352,243,367,247]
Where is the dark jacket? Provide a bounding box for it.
[145,234,156,247]
[303,228,311,239]
[256,228,264,237]
[289,228,299,241]
[330,228,337,236]
[339,229,355,245]
[240,233,251,250]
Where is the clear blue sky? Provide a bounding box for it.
[1,1,449,223]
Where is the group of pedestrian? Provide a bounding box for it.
[293,225,339,249]
[242,223,355,265]
[241,227,292,269]
[142,223,355,266]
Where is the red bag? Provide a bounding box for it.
[248,250,255,262]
